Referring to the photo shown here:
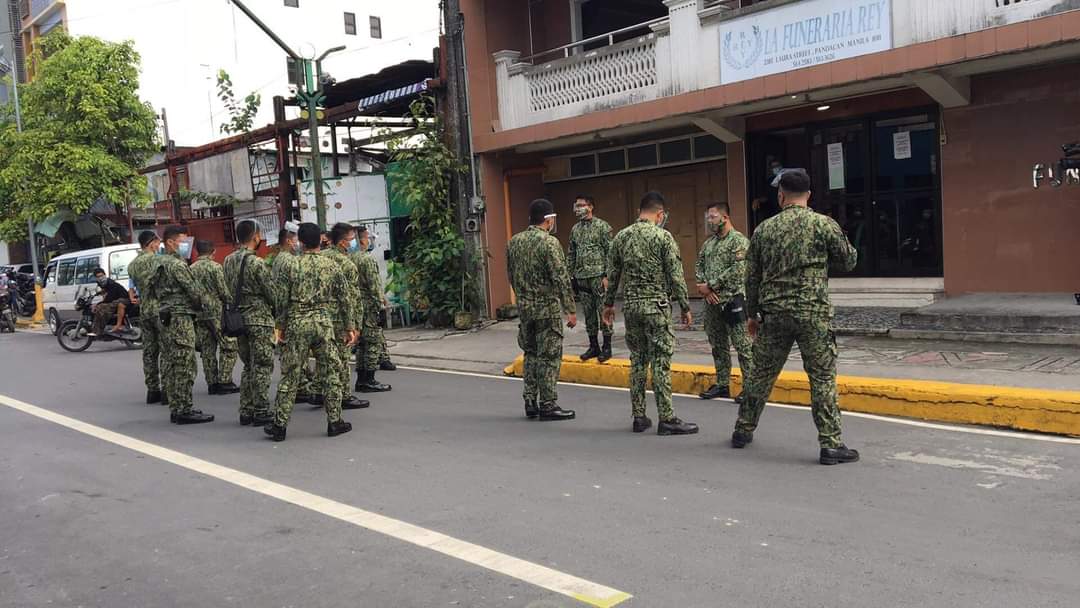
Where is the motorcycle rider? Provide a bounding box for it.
[88,268,132,337]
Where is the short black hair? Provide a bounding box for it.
[355,224,369,236]
[778,169,812,195]
[138,230,160,248]
[235,220,258,244]
[195,239,215,256]
[163,224,187,241]
[574,195,594,206]
[298,223,322,249]
[640,191,665,213]
[93,267,106,276]
[278,228,291,244]
[330,222,355,245]
[706,201,730,216]
[529,198,555,225]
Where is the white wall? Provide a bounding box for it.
[65,0,440,146]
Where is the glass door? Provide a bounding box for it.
[808,121,872,276]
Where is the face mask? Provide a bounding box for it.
[705,218,722,233]
[96,277,107,286]
[656,212,668,230]
[292,242,303,255]
[544,214,558,234]
[177,238,193,260]
[573,206,589,220]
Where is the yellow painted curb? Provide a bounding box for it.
[504,355,1080,437]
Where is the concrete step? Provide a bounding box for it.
[896,293,1080,340]
[829,277,945,309]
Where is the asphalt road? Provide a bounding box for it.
[1,330,1078,608]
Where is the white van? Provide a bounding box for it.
[41,244,141,334]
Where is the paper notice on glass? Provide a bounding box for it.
[827,143,845,190]
[893,131,912,160]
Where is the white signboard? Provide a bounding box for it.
[827,143,846,190]
[894,0,1080,47]
[298,174,394,284]
[893,131,912,160]
[719,0,892,85]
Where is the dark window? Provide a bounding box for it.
[693,134,725,158]
[344,12,357,35]
[286,56,304,86]
[570,155,597,177]
[597,149,626,173]
[74,256,99,285]
[57,260,76,287]
[284,0,298,7]
[370,15,382,38]
[659,139,692,164]
[627,144,657,169]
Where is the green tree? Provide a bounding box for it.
[0,32,158,240]
[216,69,261,134]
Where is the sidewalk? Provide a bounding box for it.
[386,319,1080,392]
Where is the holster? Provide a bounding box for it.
[158,306,173,327]
[722,294,746,326]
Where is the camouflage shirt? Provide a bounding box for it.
[189,258,229,322]
[605,219,690,315]
[349,251,382,320]
[567,217,613,280]
[270,248,296,283]
[746,205,858,319]
[223,248,276,328]
[127,250,161,316]
[277,250,354,330]
[507,225,575,321]
[695,228,750,306]
[155,253,208,317]
[321,247,362,330]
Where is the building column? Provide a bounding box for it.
[662,0,703,95]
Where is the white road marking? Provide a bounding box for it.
[890,451,1058,480]
[0,393,632,608]
[399,365,1080,446]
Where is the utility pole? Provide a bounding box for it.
[227,0,343,230]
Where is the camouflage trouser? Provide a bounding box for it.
[703,303,754,388]
[273,317,343,426]
[518,316,564,406]
[359,312,385,371]
[161,314,197,414]
[195,318,238,387]
[318,324,353,396]
[140,310,161,392]
[576,276,612,338]
[625,309,676,421]
[237,325,274,416]
[379,339,392,364]
[736,313,842,448]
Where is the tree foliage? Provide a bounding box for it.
[383,96,474,323]
[0,32,158,241]
[216,69,261,135]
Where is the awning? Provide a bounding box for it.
[34,209,79,238]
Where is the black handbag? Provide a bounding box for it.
[723,294,747,326]
[222,253,249,338]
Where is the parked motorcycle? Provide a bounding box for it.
[57,286,141,352]
[7,273,36,317]
[0,282,16,333]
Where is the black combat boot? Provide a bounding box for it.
[146,390,163,405]
[264,422,287,442]
[580,335,601,361]
[169,411,178,424]
[251,410,274,426]
[294,393,313,404]
[218,382,240,394]
[175,410,215,425]
[327,419,353,437]
[632,416,652,433]
[524,399,539,419]
[731,430,754,448]
[597,334,613,363]
[379,359,397,371]
[161,393,169,406]
[358,370,391,393]
[657,417,699,436]
[699,384,731,400]
[239,411,254,426]
[342,395,370,410]
[538,403,575,421]
[354,372,364,393]
[819,445,860,465]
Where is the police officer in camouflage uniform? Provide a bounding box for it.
[190,240,239,396]
[128,230,165,405]
[265,222,357,441]
[733,169,860,465]
[604,192,698,436]
[695,202,753,401]
[155,225,214,424]
[507,199,577,421]
[351,225,391,394]
[224,220,278,427]
[567,195,614,363]
[323,223,370,409]
[272,224,318,403]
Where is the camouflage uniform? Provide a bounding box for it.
[322,247,363,394]
[271,249,315,395]
[224,249,277,418]
[127,250,162,394]
[695,228,754,389]
[154,253,210,415]
[349,250,384,373]
[272,251,355,426]
[567,217,613,338]
[507,226,575,408]
[737,205,858,448]
[605,219,690,421]
[190,257,238,388]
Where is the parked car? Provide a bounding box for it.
[41,244,140,335]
